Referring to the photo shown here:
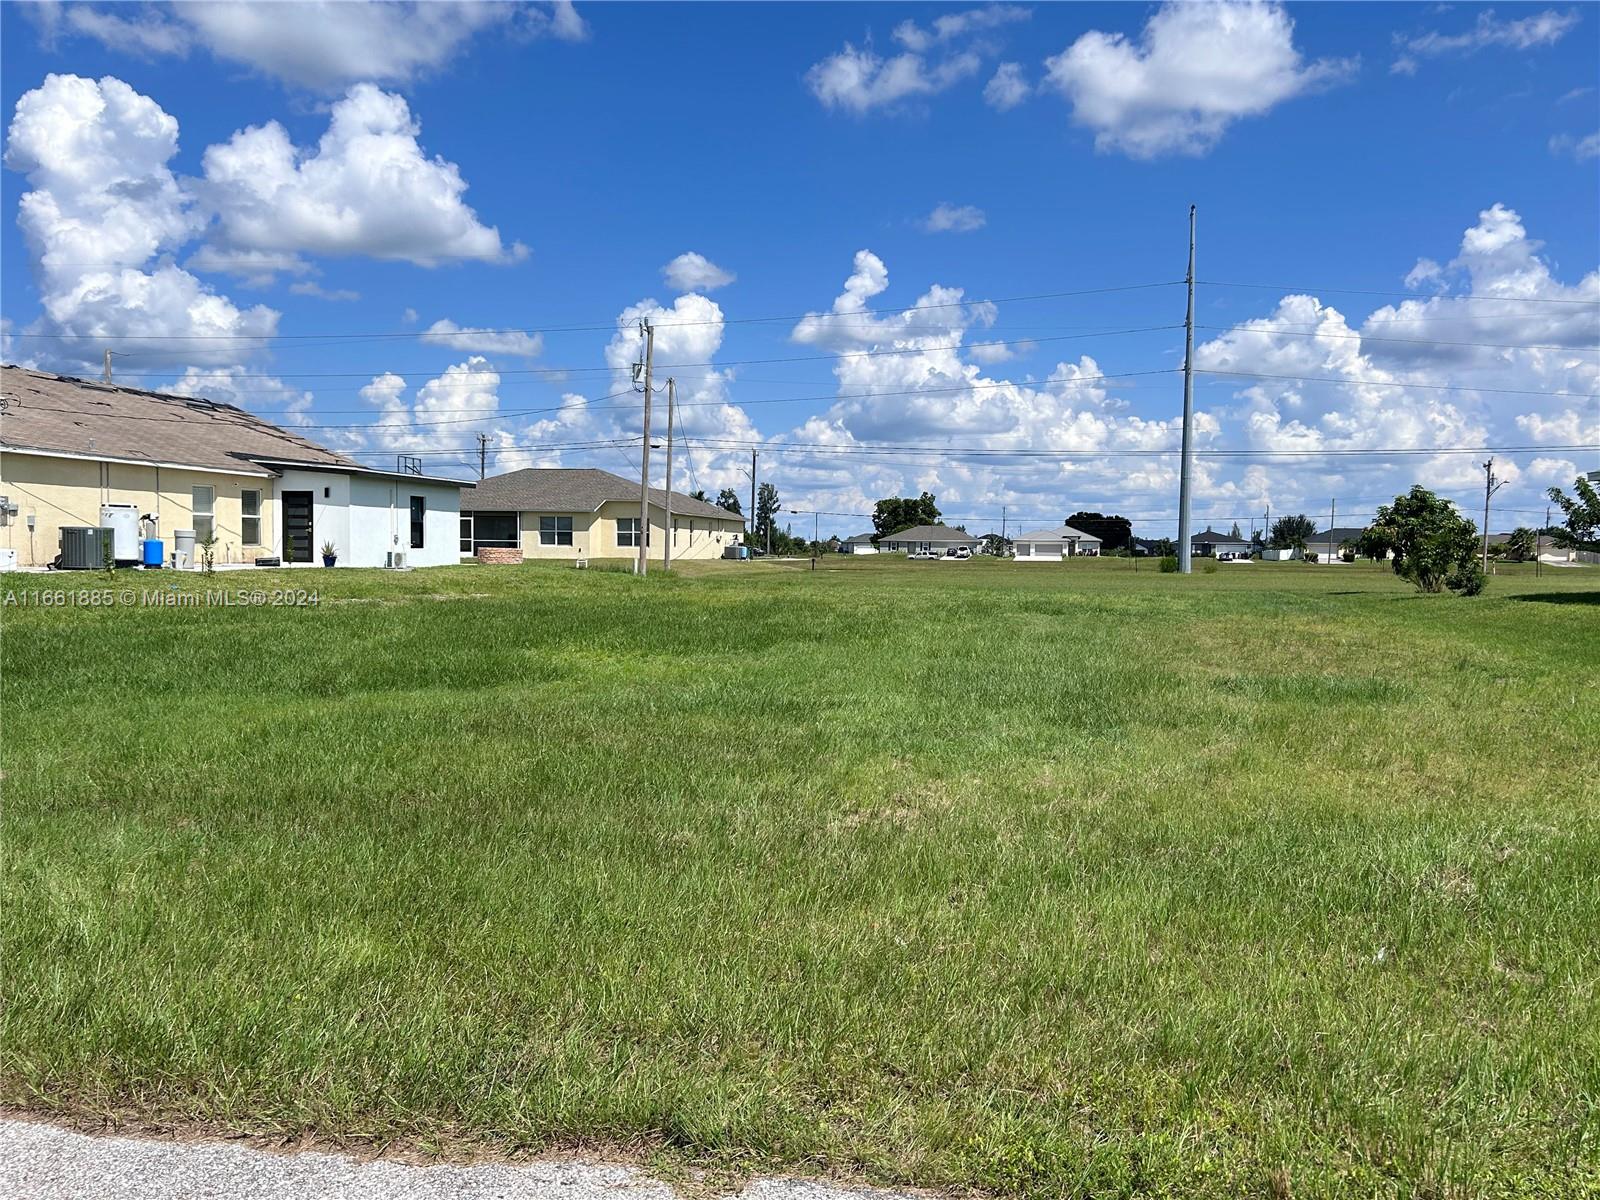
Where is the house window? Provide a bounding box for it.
[617,517,641,548]
[241,489,261,544]
[539,515,574,546]
[192,486,214,542]
[460,514,473,553]
[409,495,425,549]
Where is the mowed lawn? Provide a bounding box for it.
[3,557,1598,1198]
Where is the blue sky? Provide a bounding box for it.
[2,1,1596,539]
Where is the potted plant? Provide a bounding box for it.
[320,539,338,568]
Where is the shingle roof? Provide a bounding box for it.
[1307,527,1369,545]
[879,524,979,542]
[1190,527,1248,545]
[1,364,360,474]
[462,467,742,522]
[1013,523,1103,542]
[844,532,876,543]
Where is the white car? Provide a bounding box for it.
[944,546,972,560]
[908,549,940,560]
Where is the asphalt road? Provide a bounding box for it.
[0,1119,916,1200]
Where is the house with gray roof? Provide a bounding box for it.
[840,532,878,554]
[1014,523,1103,562]
[460,467,744,560]
[0,365,466,569]
[876,524,982,554]
[1190,528,1251,560]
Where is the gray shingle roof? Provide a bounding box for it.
[462,467,743,522]
[1190,528,1248,546]
[844,532,876,544]
[1013,523,1102,542]
[1,365,359,474]
[879,524,979,543]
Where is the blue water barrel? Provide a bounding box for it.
[142,538,164,568]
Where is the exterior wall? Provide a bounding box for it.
[0,451,460,569]
[881,536,981,553]
[1016,541,1065,562]
[841,542,877,555]
[506,500,743,560]
[0,450,275,567]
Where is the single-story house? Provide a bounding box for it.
[1190,528,1251,560]
[460,467,744,560]
[877,524,982,554]
[1014,523,1104,562]
[1305,527,1370,562]
[0,365,465,569]
[840,532,878,555]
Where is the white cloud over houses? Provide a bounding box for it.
[421,319,544,358]
[1043,1,1355,158]
[198,84,525,271]
[661,252,736,293]
[3,73,277,373]
[921,203,987,233]
[31,1,589,91]
[1391,8,1580,74]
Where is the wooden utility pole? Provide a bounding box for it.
[1538,504,1549,577]
[1481,458,1504,572]
[634,320,655,576]
[476,432,488,480]
[749,450,757,553]
[1177,204,1197,574]
[662,377,676,571]
[1327,498,1336,564]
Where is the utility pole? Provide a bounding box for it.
[1481,457,1504,572]
[812,509,819,571]
[750,450,758,553]
[1327,498,1335,564]
[662,377,676,571]
[633,319,655,576]
[476,432,488,481]
[103,349,113,383]
[1177,204,1197,574]
[1538,504,1549,578]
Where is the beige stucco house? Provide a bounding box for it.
[460,467,745,561]
[0,365,467,569]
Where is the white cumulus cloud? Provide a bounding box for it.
[1043,1,1356,158]
[199,84,525,271]
[984,62,1031,111]
[421,318,544,358]
[662,252,735,292]
[921,203,987,233]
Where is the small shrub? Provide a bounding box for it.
[1202,560,1219,575]
[1448,560,1487,596]
[1158,555,1179,573]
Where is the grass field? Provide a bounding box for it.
[3,557,1598,1198]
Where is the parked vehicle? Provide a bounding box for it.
[945,546,972,560]
[908,549,940,560]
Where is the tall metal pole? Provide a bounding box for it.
[1328,498,1336,564]
[749,450,757,554]
[103,349,113,383]
[477,432,487,480]
[1177,205,1197,574]
[636,320,654,576]
[1481,458,1500,572]
[663,377,676,571]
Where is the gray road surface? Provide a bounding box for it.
[0,1119,916,1200]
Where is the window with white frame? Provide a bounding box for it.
[192,485,214,542]
[617,517,641,548]
[241,489,261,544]
[539,515,574,546]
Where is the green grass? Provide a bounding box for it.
[3,558,1598,1198]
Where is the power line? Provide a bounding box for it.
[3,281,1185,341]
[1200,280,1600,306]
[1194,323,1600,353]
[1193,368,1596,398]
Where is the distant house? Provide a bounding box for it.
[0,365,466,569]
[460,467,744,560]
[840,532,878,555]
[878,524,981,554]
[1013,523,1103,562]
[1305,527,1370,562]
[1190,528,1251,560]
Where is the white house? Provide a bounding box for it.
[1190,528,1251,560]
[0,365,466,569]
[877,524,982,554]
[1013,523,1103,562]
[840,532,878,555]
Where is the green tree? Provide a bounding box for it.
[1546,476,1600,552]
[871,492,940,541]
[715,487,742,515]
[1506,527,1538,561]
[1229,521,1242,540]
[1354,526,1392,563]
[1269,514,1316,550]
[688,488,709,503]
[754,481,781,549]
[1370,485,1485,595]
